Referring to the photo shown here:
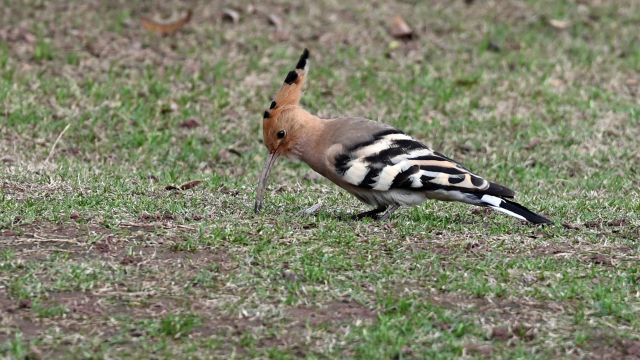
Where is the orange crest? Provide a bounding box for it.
[261,49,309,155]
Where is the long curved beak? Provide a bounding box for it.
[254,152,278,213]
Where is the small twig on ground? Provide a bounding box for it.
[45,123,71,163]
[118,222,157,229]
[13,233,82,245]
[298,203,322,216]
[18,248,77,254]
[175,224,197,230]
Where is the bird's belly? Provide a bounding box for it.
[305,160,426,207]
[348,188,426,207]
[424,189,469,202]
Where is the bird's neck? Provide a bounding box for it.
[287,108,327,165]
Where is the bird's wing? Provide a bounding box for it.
[332,128,514,197]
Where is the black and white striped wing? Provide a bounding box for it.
[334,129,513,197]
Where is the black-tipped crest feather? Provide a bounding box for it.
[264,49,310,117]
[284,71,298,85]
[296,48,310,69]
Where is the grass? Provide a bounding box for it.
[1,0,639,358]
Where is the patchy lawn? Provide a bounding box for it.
[1,0,639,358]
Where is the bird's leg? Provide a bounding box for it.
[352,206,388,220]
[378,205,400,221]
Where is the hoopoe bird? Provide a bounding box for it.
[255,49,552,224]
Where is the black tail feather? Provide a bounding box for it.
[471,194,552,224]
[497,198,552,224]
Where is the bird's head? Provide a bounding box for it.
[261,104,305,158]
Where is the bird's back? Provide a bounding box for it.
[321,117,514,200]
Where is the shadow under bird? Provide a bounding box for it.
[254,49,552,224]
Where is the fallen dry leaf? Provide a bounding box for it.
[583,220,601,228]
[524,138,542,150]
[0,156,15,164]
[267,13,282,30]
[24,32,37,44]
[590,254,612,266]
[471,207,492,216]
[217,149,232,161]
[454,76,480,87]
[273,30,290,42]
[549,19,571,30]
[18,299,32,309]
[464,344,492,356]
[218,148,242,161]
[179,118,201,129]
[228,148,242,157]
[490,326,511,340]
[562,222,580,230]
[486,41,501,52]
[245,4,256,14]
[606,218,627,227]
[389,15,414,40]
[548,77,565,89]
[179,180,203,190]
[281,269,299,282]
[222,8,240,23]
[141,9,192,35]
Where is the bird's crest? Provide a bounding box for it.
[263,48,309,121]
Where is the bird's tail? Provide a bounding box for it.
[472,194,552,224]
[263,49,309,120]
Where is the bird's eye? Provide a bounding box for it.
[277,130,286,139]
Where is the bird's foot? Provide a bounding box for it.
[351,206,387,220]
[378,205,400,221]
[351,205,400,221]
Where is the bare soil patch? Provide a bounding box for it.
[286,300,376,327]
[584,333,640,360]
[2,221,233,268]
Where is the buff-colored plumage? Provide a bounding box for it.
[255,49,551,224]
